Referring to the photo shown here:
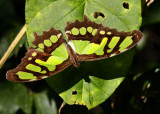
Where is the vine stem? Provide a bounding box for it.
[0,24,26,69]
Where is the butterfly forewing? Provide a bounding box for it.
[65,16,143,61]
[7,28,72,82]
[33,28,65,55]
[65,15,103,41]
[65,15,105,56]
[78,27,143,61]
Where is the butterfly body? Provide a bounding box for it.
[6,15,143,82]
[66,44,80,68]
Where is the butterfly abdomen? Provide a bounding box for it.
[66,44,80,68]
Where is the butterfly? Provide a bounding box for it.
[6,15,143,82]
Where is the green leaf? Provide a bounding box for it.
[47,49,135,109]
[26,0,142,109]
[0,82,32,114]
[25,0,85,47]
[84,0,142,31]
[34,92,57,114]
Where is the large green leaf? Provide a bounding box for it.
[47,49,135,109]
[25,0,142,109]
[25,0,84,47]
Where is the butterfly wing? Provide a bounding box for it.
[65,15,143,61]
[7,28,72,82]
[7,15,143,82]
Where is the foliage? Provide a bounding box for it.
[0,0,160,113]
[26,0,141,109]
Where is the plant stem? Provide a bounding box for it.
[0,24,26,69]
[59,101,66,114]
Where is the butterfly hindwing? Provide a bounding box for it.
[65,15,143,61]
[7,28,72,82]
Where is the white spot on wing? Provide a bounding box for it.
[68,41,76,52]
[65,31,71,34]
[57,33,62,38]
[110,53,116,57]
[120,48,127,53]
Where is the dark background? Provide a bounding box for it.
[0,0,160,114]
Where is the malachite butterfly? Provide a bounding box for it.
[6,15,143,82]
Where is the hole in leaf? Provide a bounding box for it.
[123,2,129,9]
[72,91,77,95]
[84,77,91,83]
[94,12,105,20]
